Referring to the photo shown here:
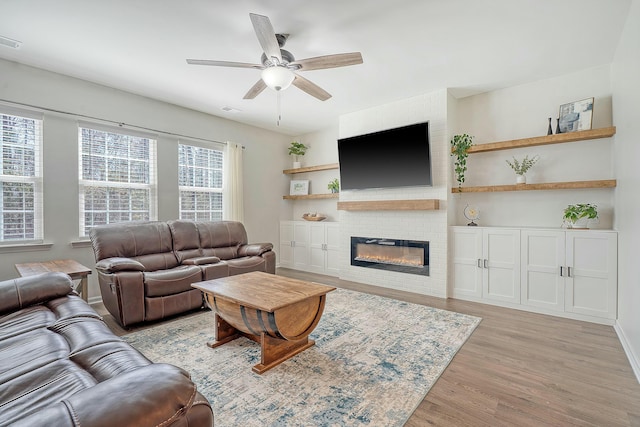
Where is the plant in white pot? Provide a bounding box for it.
[563,203,598,229]
[450,134,474,191]
[288,141,308,168]
[506,155,539,184]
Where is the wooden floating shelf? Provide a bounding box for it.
[337,199,440,211]
[283,193,339,200]
[462,127,616,154]
[451,179,617,193]
[283,163,339,175]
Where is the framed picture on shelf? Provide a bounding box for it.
[290,180,309,196]
[558,97,594,133]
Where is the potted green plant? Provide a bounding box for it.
[327,178,340,193]
[505,155,539,184]
[563,203,598,229]
[288,141,308,168]
[450,134,474,191]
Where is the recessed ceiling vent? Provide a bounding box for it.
[0,35,22,49]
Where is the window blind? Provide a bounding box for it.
[0,109,43,243]
[178,142,223,221]
[78,124,157,236]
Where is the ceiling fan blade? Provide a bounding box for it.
[249,13,282,64]
[186,59,263,69]
[243,79,267,99]
[290,52,363,71]
[292,74,332,101]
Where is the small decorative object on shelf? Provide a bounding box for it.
[558,97,594,133]
[463,205,480,226]
[289,180,309,196]
[302,213,327,221]
[563,203,598,229]
[506,154,539,184]
[555,117,562,134]
[450,134,474,191]
[288,141,308,168]
[327,178,340,193]
[547,118,553,135]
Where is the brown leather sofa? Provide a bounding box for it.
[90,220,275,328]
[0,272,213,427]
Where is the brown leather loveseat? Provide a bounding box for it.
[0,272,213,426]
[90,220,275,328]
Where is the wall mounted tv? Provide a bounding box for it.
[337,122,432,191]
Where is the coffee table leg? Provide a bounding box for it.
[207,313,240,348]
[252,334,315,374]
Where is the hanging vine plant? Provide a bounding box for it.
[450,134,474,190]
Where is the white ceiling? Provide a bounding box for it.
[0,0,632,136]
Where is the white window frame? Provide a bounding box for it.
[78,122,157,237]
[178,141,224,222]
[0,107,44,244]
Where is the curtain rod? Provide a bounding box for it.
[0,97,244,148]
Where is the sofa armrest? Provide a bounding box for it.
[0,272,73,315]
[238,242,274,257]
[11,364,213,427]
[182,256,220,266]
[95,257,145,273]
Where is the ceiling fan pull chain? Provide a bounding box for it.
[277,90,282,126]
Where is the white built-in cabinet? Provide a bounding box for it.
[279,221,339,277]
[451,226,618,324]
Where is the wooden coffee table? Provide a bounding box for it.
[15,259,92,302]
[192,271,335,374]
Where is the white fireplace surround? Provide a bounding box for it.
[337,89,449,297]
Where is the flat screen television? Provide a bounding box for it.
[337,122,432,191]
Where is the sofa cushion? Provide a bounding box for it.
[196,220,248,249]
[226,256,267,276]
[90,221,178,270]
[168,220,203,263]
[143,265,202,297]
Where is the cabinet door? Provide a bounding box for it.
[483,228,520,304]
[521,230,565,311]
[325,223,341,276]
[279,222,294,268]
[308,223,327,274]
[565,232,617,319]
[451,227,483,298]
[292,222,310,270]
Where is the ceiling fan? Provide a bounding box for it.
[186,13,363,101]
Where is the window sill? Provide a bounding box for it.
[0,242,53,254]
[70,240,93,249]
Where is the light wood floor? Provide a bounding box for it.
[95,269,640,426]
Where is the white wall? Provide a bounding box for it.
[453,65,615,229]
[337,90,450,297]
[0,59,289,301]
[612,0,640,380]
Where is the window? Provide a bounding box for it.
[0,109,43,243]
[79,124,156,237]
[178,143,223,221]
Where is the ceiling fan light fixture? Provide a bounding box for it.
[261,66,294,91]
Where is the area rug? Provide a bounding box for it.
[123,288,481,426]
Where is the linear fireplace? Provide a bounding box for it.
[350,236,429,276]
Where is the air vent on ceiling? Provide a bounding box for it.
[221,106,241,113]
[0,36,22,49]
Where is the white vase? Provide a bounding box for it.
[516,174,526,184]
[293,161,301,169]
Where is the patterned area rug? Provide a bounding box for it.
[124,288,481,426]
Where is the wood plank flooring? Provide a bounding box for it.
[94,268,640,426]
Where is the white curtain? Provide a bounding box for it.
[223,142,244,222]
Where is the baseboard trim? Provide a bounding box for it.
[614,322,640,384]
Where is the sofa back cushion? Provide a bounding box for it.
[167,220,202,263]
[90,221,178,271]
[197,221,248,260]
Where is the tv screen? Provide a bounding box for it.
[337,122,432,191]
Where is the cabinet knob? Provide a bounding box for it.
[560,266,564,277]
[483,259,489,269]
[477,259,483,268]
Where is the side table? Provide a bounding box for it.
[15,259,92,302]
